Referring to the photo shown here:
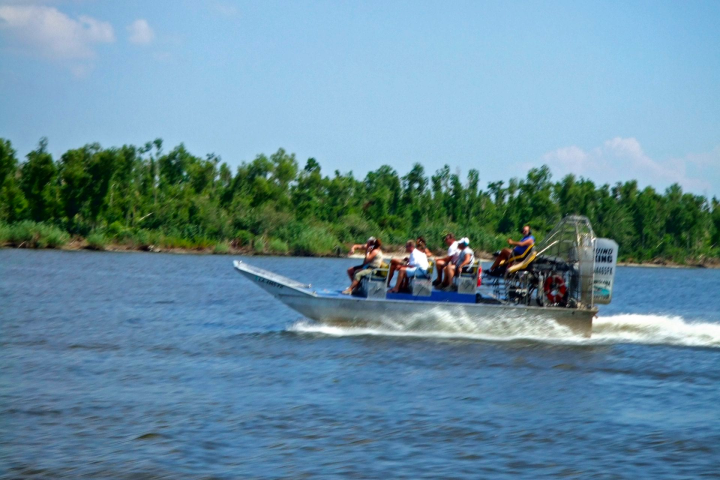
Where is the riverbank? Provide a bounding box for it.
[2,241,719,268]
[1,239,481,260]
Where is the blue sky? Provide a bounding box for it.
[1,0,719,196]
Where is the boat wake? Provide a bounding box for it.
[289,313,720,348]
[590,314,720,347]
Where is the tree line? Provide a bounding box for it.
[1,137,719,262]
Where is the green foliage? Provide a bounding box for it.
[107,221,127,239]
[0,136,718,263]
[0,221,69,248]
[123,228,161,248]
[86,232,108,251]
[39,227,69,249]
[0,223,9,244]
[333,214,376,243]
[213,242,230,254]
[234,229,254,247]
[252,236,267,254]
[291,226,339,256]
[0,139,27,222]
[160,235,213,250]
[267,238,289,255]
[20,139,58,222]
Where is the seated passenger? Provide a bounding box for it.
[342,238,384,295]
[433,233,460,287]
[346,236,378,281]
[388,236,434,285]
[388,240,429,293]
[440,237,474,290]
[490,225,534,273]
[416,236,434,258]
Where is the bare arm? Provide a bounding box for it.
[348,243,366,255]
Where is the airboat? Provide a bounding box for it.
[233,216,618,336]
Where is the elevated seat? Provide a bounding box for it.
[501,243,535,267]
[454,259,480,294]
[487,243,536,277]
[358,262,390,299]
[370,262,389,280]
[507,250,537,274]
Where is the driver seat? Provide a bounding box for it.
[487,243,536,277]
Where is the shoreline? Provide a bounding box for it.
[2,242,718,269]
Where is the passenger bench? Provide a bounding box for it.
[454,260,480,294]
[407,259,433,296]
[357,262,389,299]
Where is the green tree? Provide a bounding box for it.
[85,146,118,224]
[20,138,58,222]
[0,138,27,221]
[2,136,719,263]
[59,146,91,224]
[292,158,324,219]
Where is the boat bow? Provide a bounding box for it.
[233,260,316,299]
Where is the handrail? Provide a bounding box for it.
[536,240,559,257]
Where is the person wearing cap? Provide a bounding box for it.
[433,233,460,287]
[489,225,534,272]
[440,237,474,290]
[346,236,378,281]
[343,238,384,295]
[388,240,429,293]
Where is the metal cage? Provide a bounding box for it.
[535,215,596,307]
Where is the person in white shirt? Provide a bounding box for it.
[387,236,434,286]
[440,237,474,290]
[433,233,460,287]
[388,240,429,293]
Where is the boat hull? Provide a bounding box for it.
[281,294,595,336]
[234,260,596,336]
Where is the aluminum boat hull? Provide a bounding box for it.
[233,260,597,336]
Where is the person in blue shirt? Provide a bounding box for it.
[489,225,535,272]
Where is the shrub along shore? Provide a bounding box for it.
[1,137,719,267]
[1,221,716,269]
[0,220,441,257]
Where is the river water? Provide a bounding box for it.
[2,250,719,478]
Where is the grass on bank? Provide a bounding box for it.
[213,242,230,254]
[0,221,70,248]
[86,232,108,251]
[0,219,434,257]
[6,220,711,265]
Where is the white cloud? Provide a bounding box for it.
[541,137,719,195]
[541,145,592,172]
[0,5,114,59]
[127,18,154,45]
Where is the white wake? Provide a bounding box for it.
[590,314,720,347]
[289,313,720,348]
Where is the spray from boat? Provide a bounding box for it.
[289,313,720,348]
